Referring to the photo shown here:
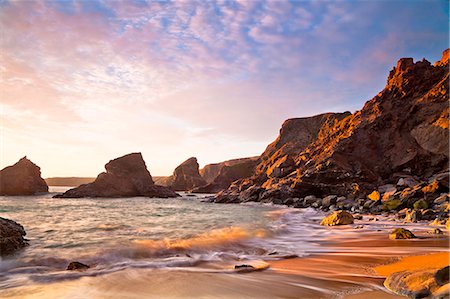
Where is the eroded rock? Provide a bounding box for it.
[320,211,354,226]
[0,217,28,256]
[0,157,48,195]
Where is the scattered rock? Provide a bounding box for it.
[382,199,402,211]
[233,260,269,273]
[67,261,90,271]
[0,217,28,256]
[435,266,449,286]
[0,157,48,195]
[320,211,354,226]
[368,191,381,201]
[389,228,416,239]
[384,270,436,298]
[405,209,422,223]
[413,199,428,210]
[428,228,443,235]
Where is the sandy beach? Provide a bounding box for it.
[2,227,448,299]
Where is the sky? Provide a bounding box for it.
[0,0,448,178]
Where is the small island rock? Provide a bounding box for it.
[389,228,416,239]
[0,157,48,195]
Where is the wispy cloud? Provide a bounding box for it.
[0,0,448,176]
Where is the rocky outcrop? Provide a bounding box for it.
[216,49,449,206]
[54,153,178,198]
[0,157,48,195]
[200,157,259,183]
[0,217,28,256]
[192,158,258,193]
[163,157,207,191]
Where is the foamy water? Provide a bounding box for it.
[1,187,448,295]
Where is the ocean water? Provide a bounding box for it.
[0,187,447,295]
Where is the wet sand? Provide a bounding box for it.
[2,230,448,299]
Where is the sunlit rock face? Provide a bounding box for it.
[0,157,48,195]
[200,157,259,184]
[217,49,449,203]
[54,153,179,198]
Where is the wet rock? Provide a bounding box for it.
[320,211,354,226]
[405,209,422,223]
[420,209,435,221]
[397,177,420,188]
[0,217,28,256]
[435,266,449,286]
[389,228,416,239]
[54,153,179,198]
[67,261,90,271]
[428,228,443,235]
[0,157,48,195]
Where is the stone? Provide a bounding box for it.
[422,181,440,194]
[0,217,28,256]
[322,195,338,208]
[67,261,90,271]
[428,228,443,235]
[54,153,179,198]
[0,157,48,195]
[320,211,354,226]
[434,194,449,205]
[413,199,428,210]
[404,209,422,223]
[304,195,317,205]
[368,191,381,201]
[382,199,402,211]
[435,266,449,286]
[389,228,416,239]
[384,270,435,298]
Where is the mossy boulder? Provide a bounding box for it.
[413,199,428,210]
[389,228,416,239]
[320,211,354,226]
[382,199,402,211]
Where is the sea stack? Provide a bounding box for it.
[54,153,179,198]
[0,157,48,195]
[165,157,207,191]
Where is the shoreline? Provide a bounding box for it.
[2,220,448,299]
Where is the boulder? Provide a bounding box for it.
[320,211,354,226]
[384,266,449,298]
[382,199,402,211]
[67,261,90,271]
[0,157,48,195]
[389,228,416,239]
[413,199,428,210]
[54,153,179,198]
[0,217,28,256]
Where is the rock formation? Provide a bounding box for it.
[54,153,178,198]
[0,157,48,195]
[0,217,28,256]
[162,157,207,191]
[192,157,258,193]
[216,49,449,205]
[199,157,259,183]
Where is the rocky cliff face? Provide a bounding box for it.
[0,157,48,195]
[200,157,259,183]
[217,50,449,203]
[0,217,28,256]
[192,158,258,193]
[54,153,179,198]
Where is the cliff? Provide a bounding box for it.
[217,49,449,203]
